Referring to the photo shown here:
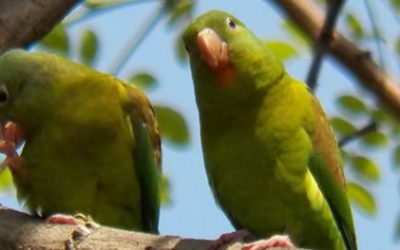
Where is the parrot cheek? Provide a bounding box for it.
[215,65,235,86]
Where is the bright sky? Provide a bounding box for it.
[1,1,399,249]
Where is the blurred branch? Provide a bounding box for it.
[339,121,378,147]
[0,0,82,54]
[307,0,346,90]
[363,0,385,68]
[65,0,156,26]
[268,0,400,118]
[0,206,298,250]
[109,2,167,75]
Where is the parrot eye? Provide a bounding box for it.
[0,84,8,106]
[227,18,236,29]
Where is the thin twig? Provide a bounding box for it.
[268,0,400,118]
[363,0,385,69]
[339,121,378,147]
[307,0,346,90]
[109,2,167,75]
[64,0,157,27]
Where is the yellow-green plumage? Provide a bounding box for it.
[0,49,161,232]
[183,10,356,250]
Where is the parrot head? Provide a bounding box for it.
[0,49,55,124]
[0,49,78,125]
[183,10,284,111]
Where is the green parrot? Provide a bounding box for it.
[183,10,357,250]
[0,49,161,233]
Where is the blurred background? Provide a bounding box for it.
[1,0,400,249]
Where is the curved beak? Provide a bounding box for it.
[197,28,230,70]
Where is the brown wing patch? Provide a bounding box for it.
[311,95,345,190]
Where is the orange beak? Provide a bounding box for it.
[197,28,234,85]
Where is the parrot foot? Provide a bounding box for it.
[208,229,253,250]
[0,122,24,171]
[242,235,295,250]
[46,214,99,250]
[46,213,99,227]
[46,214,80,225]
[64,214,100,250]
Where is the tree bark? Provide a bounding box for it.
[0,206,298,250]
[0,0,82,54]
[268,0,400,118]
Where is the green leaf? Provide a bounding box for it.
[79,29,99,66]
[0,168,13,192]
[160,174,171,205]
[312,0,327,5]
[345,13,365,39]
[389,0,400,13]
[281,19,310,49]
[371,109,390,123]
[330,116,356,137]
[370,109,400,136]
[175,33,188,63]
[347,182,377,215]
[395,214,400,241]
[337,94,367,115]
[361,131,388,148]
[85,0,125,8]
[154,105,190,145]
[166,0,193,27]
[393,144,400,169]
[264,40,298,62]
[393,125,400,137]
[128,72,158,90]
[395,36,400,56]
[40,24,69,55]
[350,155,380,181]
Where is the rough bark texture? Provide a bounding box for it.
[0,0,81,54]
[0,206,299,250]
[268,0,400,118]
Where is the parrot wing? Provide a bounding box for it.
[307,94,357,250]
[124,84,161,233]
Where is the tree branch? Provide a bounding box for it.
[267,0,400,118]
[307,0,346,90]
[339,120,378,147]
[0,206,298,250]
[0,0,82,54]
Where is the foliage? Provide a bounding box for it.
[41,0,193,147]
[0,0,399,244]
[0,0,195,201]
[293,0,400,240]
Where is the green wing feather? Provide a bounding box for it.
[308,95,357,250]
[125,85,161,233]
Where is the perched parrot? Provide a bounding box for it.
[183,10,357,250]
[0,49,161,233]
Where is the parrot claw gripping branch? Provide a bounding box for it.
[0,121,24,171]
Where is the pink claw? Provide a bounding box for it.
[242,235,295,250]
[0,122,25,171]
[208,230,251,250]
